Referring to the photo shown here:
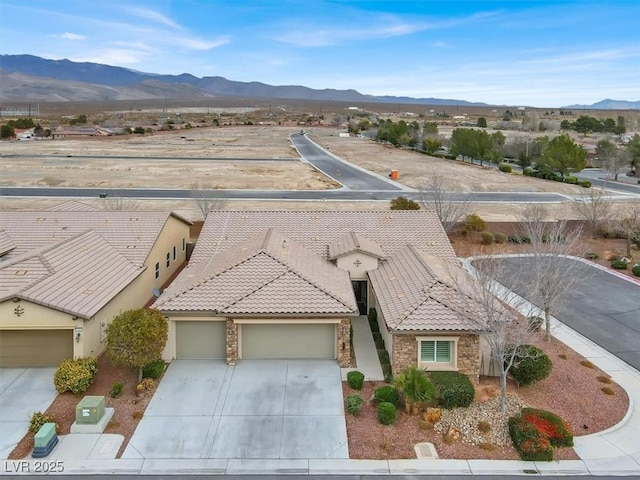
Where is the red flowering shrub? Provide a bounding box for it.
[521,408,573,447]
[508,416,553,461]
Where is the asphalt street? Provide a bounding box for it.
[290,133,404,191]
[491,257,640,371]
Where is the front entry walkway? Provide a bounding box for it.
[123,359,348,459]
[341,316,384,381]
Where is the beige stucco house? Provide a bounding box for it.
[0,206,191,367]
[155,211,486,377]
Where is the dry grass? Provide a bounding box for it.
[581,360,596,369]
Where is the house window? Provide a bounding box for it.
[155,262,160,279]
[166,252,170,268]
[173,246,177,261]
[417,336,458,370]
[182,238,186,251]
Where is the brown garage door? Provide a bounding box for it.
[0,330,73,367]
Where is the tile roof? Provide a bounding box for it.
[0,210,190,318]
[0,230,143,318]
[0,231,16,257]
[192,210,456,264]
[45,201,101,212]
[155,228,357,315]
[368,245,486,332]
[0,211,189,266]
[328,231,386,260]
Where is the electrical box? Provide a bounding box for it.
[75,395,105,424]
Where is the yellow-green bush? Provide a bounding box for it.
[29,412,58,434]
[53,357,98,394]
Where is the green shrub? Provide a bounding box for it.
[579,180,592,188]
[464,213,486,233]
[480,231,495,245]
[523,167,535,176]
[377,349,390,367]
[507,234,531,244]
[528,316,544,332]
[142,359,166,379]
[611,259,628,270]
[632,264,640,277]
[372,332,385,350]
[368,308,379,333]
[347,370,365,390]
[498,163,512,173]
[430,371,475,409]
[584,252,599,260]
[374,385,400,407]
[345,394,365,415]
[506,345,552,386]
[377,402,397,425]
[29,412,57,434]
[53,357,98,394]
[563,176,578,184]
[521,408,574,447]
[109,382,123,398]
[390,196,420,210]
[494,232,507,244]
[393,366,436,405]
[509,415,553,461]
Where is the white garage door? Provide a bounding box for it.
[176,321,226,359]
[242,323,336,359]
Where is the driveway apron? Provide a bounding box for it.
[123,359,348,459]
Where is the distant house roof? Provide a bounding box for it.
[193,211,456,264]
[52,127,116,137]
[368,245,485,332]
[0,211,191,318]
[155,228,357,315]
[45,200,101,212]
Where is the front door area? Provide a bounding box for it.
[351,281,368,315]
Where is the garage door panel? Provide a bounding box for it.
[0,330,73,367]
[176,321,226,359]
[242,324,335,359]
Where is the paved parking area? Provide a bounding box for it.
[0,368,57,458]
[123,359,348,459]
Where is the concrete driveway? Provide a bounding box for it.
[123,359,348,459]
[0,368,57,458]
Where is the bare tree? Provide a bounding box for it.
[457,257,538,413]
[418,170,470,234]
[620,199,640,257]
[597,138,628,181]
[516,204,585,341]
[572,188,612,238]
[191,180,226,219]
[99,193,139,211]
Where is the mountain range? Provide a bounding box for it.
[0,54,637,109]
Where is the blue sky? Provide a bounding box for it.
[1,0,639,107]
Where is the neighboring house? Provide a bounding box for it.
[154,211,487,377]
[0,208,192,368]
[52,127,116,138]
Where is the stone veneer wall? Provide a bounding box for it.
[392,333,480,378]
[226,319,238,364]
[337,318,351,367]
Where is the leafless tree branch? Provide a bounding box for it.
[418,170,470,234]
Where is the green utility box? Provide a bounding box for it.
[75,395,105,424]
[34,423,56,448]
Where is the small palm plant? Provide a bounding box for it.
[393,366,435,415]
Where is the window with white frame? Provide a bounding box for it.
[417,336,458,370]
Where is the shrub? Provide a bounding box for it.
[390,196,420,210]
[372,332,385,350]
[494,232,507,244]
[374,385,400,407]
[579,180,592,188]
[393,366,436,407]
[478,421,492,433]
[345,394,365,415]
[580,359,595,369]
[601,386,615,395]
[611,259,628,270]
[633,264,640,277]
[430,371,475,409]
[528,316,544,331]
[563,176,578,184]
[29,412,57,434]
[507,234,531,244]
[109,382,123,398]
[142,359,166,379]
[368,308,379,333]
[521,408,574,447]
[558,353,568,360]
[464,213,486,233]
[377,402,397,425]
[377,349,390,367]
[506,345,552,386]
[53,357,98,394]
[584,252,599,260]
[480,231,495,245]
[139,378,156,391]
[596,375,611,384]
[347,370,365,390]
[509,415,553,461]
[498,163,512,173]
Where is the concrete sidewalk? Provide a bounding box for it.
[341,315,384,381]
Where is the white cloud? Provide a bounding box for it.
[429,41,451,48]
[175,36,231,51]
[124,7,182,29]
[59,32,86,41]
[72,49,145,66]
